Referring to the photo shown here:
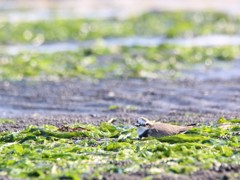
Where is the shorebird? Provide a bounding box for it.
[135,117,195,139]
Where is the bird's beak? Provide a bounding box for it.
[135,117,148,127]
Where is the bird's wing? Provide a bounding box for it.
[153,123,193,136]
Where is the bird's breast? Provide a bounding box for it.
[137,126,148,136]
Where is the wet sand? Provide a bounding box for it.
[1,78,240,132]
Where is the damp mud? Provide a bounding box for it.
[1,78,240,132]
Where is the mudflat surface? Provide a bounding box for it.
[1,78,240,132]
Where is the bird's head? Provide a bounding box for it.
[135,117,152,139]
[135,117,151,127]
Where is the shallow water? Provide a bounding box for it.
[181,59,240,80]
[2,35,240,55]
[0,9,121,22]
[1,0,240,23]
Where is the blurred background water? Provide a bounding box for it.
[0,0,240,81]
[1,0,240,21]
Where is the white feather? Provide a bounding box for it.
[137,126,148,136]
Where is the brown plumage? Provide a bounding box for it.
[135,117,195,139]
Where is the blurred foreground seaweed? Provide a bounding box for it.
[0,118,239,179]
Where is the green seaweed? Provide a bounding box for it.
[218,117,240,124]
[1,45,240,80]
[0,11,240,44]
[108,105,120,111]
[0,119,15,124]
[158,134,210,143]
[1,11,240,80]
[0,119,239,179]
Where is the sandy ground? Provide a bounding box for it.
[1,78,240,132]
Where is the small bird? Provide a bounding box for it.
[135,117,195,139]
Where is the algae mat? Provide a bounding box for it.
[0,118,239,179]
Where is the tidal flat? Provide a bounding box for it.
[0,10,240,179]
